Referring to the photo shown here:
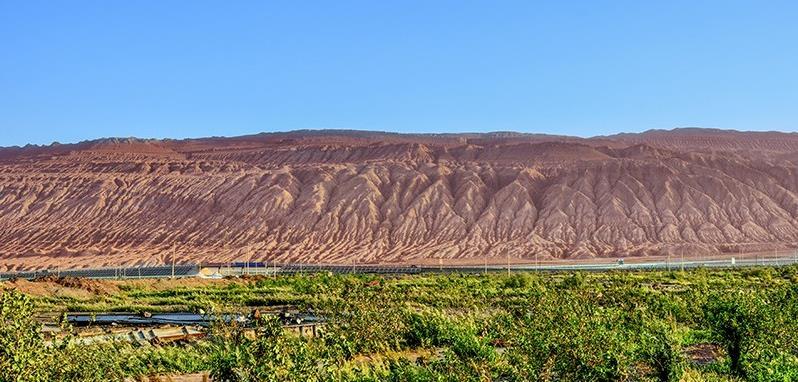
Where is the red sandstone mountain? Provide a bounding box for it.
[3,128,798,270]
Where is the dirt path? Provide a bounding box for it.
[129,373,210,382]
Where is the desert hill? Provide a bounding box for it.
[2,128,798,270]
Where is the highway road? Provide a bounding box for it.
[2,256,797,281]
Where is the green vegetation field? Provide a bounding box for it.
[2,267,798,381]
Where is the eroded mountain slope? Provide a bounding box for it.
[2,129,798,270]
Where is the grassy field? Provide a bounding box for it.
[2,267,798,381]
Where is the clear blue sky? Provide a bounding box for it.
[1,1,797,146]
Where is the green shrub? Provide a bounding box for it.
[704,289,798,380]
[208,315,330,382]
[403,309,455,348]
[46,342,125,382]
[0,291,48,382]
[638,318,685,382]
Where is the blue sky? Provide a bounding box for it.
[1,1,797,146]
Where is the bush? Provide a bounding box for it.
[0,291,48,382]
[208,315,330,382]
[46,342,126,382]
[638,318,685,382]
[318,282,409,356]
[704,289,798,380]
[506,290,639,381]
[403,310,455,348]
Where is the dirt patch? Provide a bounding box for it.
[2,276,118,297]
[36,276,119,295]
[685,343,724,365]
[123,278,232,291]
[2,278,52,296]
[2,277,232,299]
[129,373,210,382]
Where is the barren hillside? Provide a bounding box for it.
[3,128,798,270]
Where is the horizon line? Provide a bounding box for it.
[5,126,795,149]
